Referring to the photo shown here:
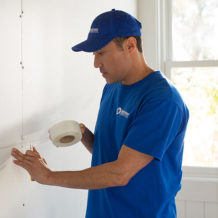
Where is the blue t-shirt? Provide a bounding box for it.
[86,71,189,218]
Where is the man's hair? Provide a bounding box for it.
[113,36,143,53]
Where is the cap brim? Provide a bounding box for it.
[72,36,114,52]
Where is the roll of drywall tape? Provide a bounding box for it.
[49,120,82,147]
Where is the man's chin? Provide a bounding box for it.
[106,80,120,84]
[103,76,121,84]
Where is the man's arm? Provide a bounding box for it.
[11,145,153,189]
[79,123,94,154]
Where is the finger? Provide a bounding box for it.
[23,155,36,162]
[79,123,86,134]
[13,159,31,171]
[25,149,41,160]
[32,147,47,164]
[25,150,37,157]
[16,154,33,165]
[11,149,33,164]
[42,158,47,165]
[11,148,24,156]
[11,148,25,159]
[33,147,41,157]
[33,146,39,154]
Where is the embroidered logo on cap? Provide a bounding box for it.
[89,28,99,33]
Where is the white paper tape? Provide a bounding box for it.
[49,120,82,147]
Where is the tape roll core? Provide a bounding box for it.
[60,135,75,143]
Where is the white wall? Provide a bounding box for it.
[0,1,137,218]
[138,0,161,71]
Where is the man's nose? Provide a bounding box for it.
[94,55,103,68]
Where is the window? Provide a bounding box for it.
[163,0,218,167]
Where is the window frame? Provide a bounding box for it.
[161,0,218,174]
[160,0,218,74]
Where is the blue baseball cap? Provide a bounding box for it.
[72,9,142,52]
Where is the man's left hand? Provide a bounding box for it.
[11,147,51,184]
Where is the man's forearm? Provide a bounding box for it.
[46,161,129,190]
[12,145,152,190]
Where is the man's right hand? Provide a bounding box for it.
[79,123,94,154]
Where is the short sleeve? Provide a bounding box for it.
[123,99,183,161]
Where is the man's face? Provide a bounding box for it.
[93,40,130,84]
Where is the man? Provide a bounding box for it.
[11,9,189,218]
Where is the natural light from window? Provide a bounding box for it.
[171,0,218,167]
[172,0,218,61]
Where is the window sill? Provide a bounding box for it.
[182,166,218,179]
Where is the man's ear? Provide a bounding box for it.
[125,37,137,53]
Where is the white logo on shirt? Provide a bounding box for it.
[116,107,129,118]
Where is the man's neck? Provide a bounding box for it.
[121,54,154,85]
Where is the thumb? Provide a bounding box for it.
[79,123,86,134]
[33,146,41,157]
